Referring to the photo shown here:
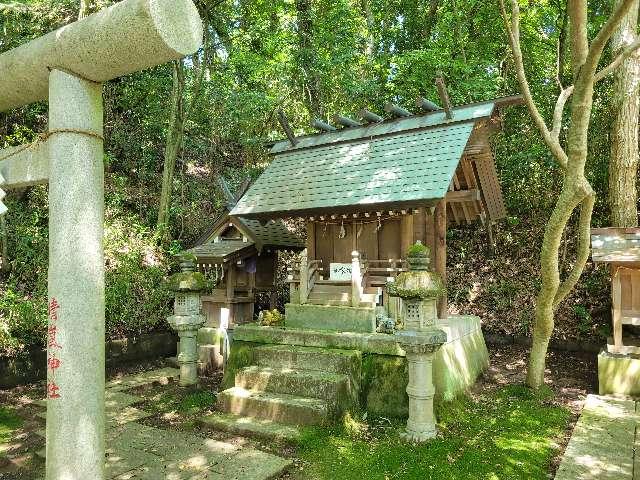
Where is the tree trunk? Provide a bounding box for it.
[78,0,91,20]
[157,61,186,238]
[609,0,640,228]
[527,78,596,388]
[295,0,323,119]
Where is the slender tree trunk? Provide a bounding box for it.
[527,77,597,387]
[609,0,640,227]
[295,0,323,119]
[157,61,186,237]
[78,0,91,20]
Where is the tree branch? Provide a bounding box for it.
[551,87,573,141]
[499,0,568,168]
[584,0,638,76]
[553,190,596,308]
[568,0,589,76]
[595,36,640,82]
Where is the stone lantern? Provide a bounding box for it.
[388,241,447,442]
[167,253,206,387]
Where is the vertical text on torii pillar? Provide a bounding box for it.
[47,297,62,399]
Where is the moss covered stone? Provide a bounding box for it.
[222,340,259,389]
[167,271,207,292]
[386,271,445,300]
[361,354,409,418]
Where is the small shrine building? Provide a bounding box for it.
[231,96,519,329]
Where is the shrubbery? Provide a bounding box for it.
[0,191,176,357]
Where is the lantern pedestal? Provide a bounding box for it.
[395,329,446,442]
[168,254,207,387]
[168,316,204,386]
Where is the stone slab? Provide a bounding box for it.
[555,395,637,480]
[200,412,301,443]
[35,365,292,480]
[285,303,376,333]
[232,324,404,356]
[198,327,225,345]
[598,351,640,396]
[217,387,330,426]
[233,315,482,356]
[236,365,349,403]
[106,367,179,392]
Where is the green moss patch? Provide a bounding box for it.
[222,341,259,389]
[293,384,570,480]
[0,407,22,458]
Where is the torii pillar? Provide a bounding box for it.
[0,1,203,478]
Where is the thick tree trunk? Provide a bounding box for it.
[609,0,640,227]
[157,61,186,237]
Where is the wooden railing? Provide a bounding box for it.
[351,251,370,306]
[288,250,323,305]
[364,259,407,286]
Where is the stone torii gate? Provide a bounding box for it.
[0,1,202,478]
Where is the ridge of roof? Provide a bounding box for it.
[270,99,502,154]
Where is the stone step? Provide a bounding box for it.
[199,412,301,443]
[308,291,351,302]
[254,344,361,376]
[236,365,350,402]
[306,299,376,308]
[217,387,331,426]
[312,284,350,294]
[315,279,350,285]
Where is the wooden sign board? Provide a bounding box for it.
[330,263,352,280]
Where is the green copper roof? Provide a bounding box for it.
[232,102,494,218]
[188,240,255,263]
[238,218,304,248]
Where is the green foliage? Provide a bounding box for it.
[0,406,22,457]
[0,0,626,351]
[178,391,216,414]
[258,309,285,327]
[295,385,569,479]
[103,212,173,340]
[406,241,430,258]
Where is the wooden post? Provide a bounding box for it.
[435,74,453,119]
[306,222,316,260]
[401,214,414,256]
[351,250,362,307]
[425,208,436,256]
[299,249,309,304]
[434,199,447,319]
[277,110,297,146]
[612,265,623,353]
[226,262,236,301]
[269,290,277,310]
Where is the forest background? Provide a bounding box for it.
[0,0,624,357]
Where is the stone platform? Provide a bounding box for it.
[598,350,640,396]
[221,315,488,420]
[556,394,639,480]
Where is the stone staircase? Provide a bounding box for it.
[215,344,361,427]
[306,279,379,307]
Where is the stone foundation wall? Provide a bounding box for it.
[223,315,489,418]
[0,332,178,389]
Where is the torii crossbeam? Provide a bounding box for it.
[0,1,202,478]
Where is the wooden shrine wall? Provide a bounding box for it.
[308,208,437,268]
